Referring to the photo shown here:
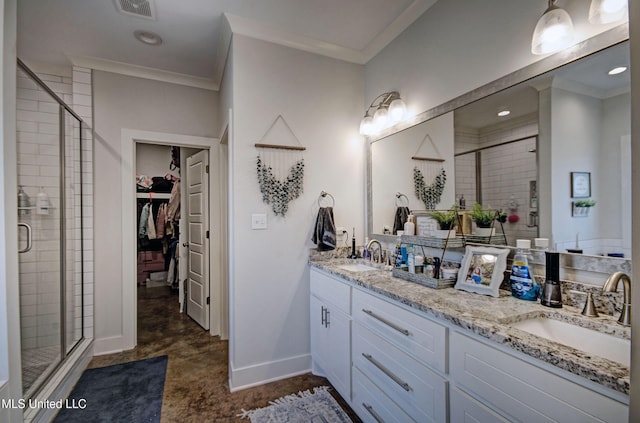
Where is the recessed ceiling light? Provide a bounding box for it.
[134,30,162,46]
[608,66,627,75]
[497,110,511,117]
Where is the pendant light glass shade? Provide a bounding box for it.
[588,0,628,24]
[531,1,575,55]
[388,98,407,123]
[373,106,389,131]
[359,113,375,136]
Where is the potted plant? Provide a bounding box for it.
[431,206,458,238]
[470,203,496,236]
[573,199,596,217]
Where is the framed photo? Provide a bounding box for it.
[454,245,509,298]
[571,172,591,198]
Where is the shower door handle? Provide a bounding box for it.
[18,223,33,253]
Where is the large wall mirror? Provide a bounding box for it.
[368,28,630,260]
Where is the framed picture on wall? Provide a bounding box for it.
[570,172,591,198]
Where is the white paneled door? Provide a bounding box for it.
[186,150,210,329]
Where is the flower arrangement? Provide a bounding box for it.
[413,167,446,210]
[256,155,305,216]
[470,203,496,228]
[430,205,458,230]
[574,199,596,207]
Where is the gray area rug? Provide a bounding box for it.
[53,355,167,423]
[239,386,352,423]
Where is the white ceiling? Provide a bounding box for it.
[17,0,437,85]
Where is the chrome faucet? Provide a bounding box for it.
[602,272,631,326]
[366,239,383,263]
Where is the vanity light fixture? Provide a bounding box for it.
[531,0,575,55]
[359,91,407,136]
[588,0,628,24]
[608,66,628,75]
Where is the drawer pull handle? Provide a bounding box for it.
[362,309,410,336]
[362,353,412,392]
[321,306,326,326]
[363,403,385,423]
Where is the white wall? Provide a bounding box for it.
[228,34,363,389]
[0,0,21,420]
[92,71,217,353]
[628,2,639,420]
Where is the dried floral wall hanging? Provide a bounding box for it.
[414,166,446,209]
[254,115,306,216]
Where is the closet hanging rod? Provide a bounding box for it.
[411,156,445,162]
[255,143,306,151]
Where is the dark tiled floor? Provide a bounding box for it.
[88,286,361,422]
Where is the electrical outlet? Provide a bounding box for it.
[336,227,345,235]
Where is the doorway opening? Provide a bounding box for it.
[120,129,226,350]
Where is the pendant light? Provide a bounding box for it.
[588,0,628,24]
[531,0,575,55]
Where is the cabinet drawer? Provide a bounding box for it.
[450,387,509,423]
[352,367,415,423]
[353,322,447,423]
[353,288,447,373]
[450,331,628,423]
[310,269,351,314]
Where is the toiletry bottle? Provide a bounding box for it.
[540,251,562,308]
[459,195,466,210]
[395,231,403,267]
[36,187,49,215]
[18,186,30,215]
[407,244,415,274]
[404,214,415,236]
[415,252,424,274]
[363,237,371,260]
[510,239,540,301]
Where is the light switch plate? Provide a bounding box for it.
[251,213,267,229]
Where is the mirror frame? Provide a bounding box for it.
[366,23,629,244]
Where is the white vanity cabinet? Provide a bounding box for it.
[309,269,352,401]
[352,289,448,423]
[450,330,629,423]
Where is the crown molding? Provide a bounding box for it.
[361,0,438,62]
[225,0,437,65]
[224,13,365,64]
[67,55,218,91]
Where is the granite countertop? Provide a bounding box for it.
[309,256,630,396]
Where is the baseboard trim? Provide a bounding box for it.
[25,338,93,423]
[93,335,126,355]
[229,353,311,392]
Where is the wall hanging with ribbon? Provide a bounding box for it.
[255,115,306,216]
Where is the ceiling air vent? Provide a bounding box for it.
[115,0,157,20]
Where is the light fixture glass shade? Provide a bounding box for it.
[359,114,375,136]
[589,0,628,24]
[373,107,389,132]
[388,98,407,123]
[531,2,575,55]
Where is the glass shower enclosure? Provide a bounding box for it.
[16,61,86,399]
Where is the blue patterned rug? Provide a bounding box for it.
[53,355,167,423]
[239,386,352,423]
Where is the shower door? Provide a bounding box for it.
[17,63,85,398]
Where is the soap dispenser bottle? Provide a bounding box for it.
[540,251,562,308]
[404,214,415,236]
[509,239,539,301]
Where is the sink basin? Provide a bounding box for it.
[337,263,377,272]
[512,317,630,366]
